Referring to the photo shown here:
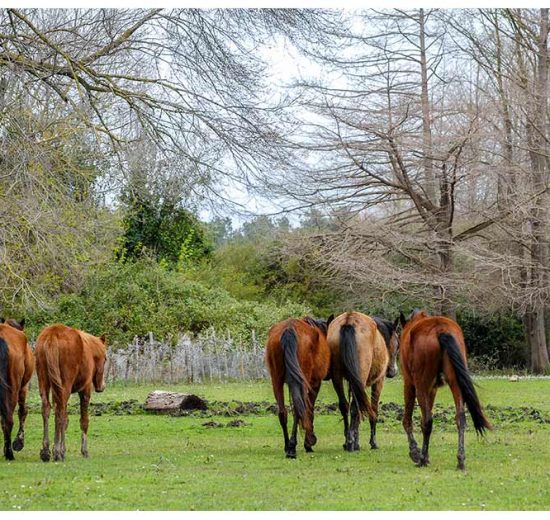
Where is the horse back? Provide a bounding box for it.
[401,316,467,385]
[328,312,388,384]
[0,324,33,392]
[265,318,329,383]
[36,324,87,393]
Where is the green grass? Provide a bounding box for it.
[1,377,549,510]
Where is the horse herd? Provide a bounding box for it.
[266,310,492,470]
[0,310,491,471]
[0,320,106,462]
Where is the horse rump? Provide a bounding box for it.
[339,324,371,418]
[280,327,311,426]
[438,332,492,435]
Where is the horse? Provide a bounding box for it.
[399,309,492,470]
[0,318,34,460]
[265,315,333,458]
[327,312,399,452]
[35,323,107,462]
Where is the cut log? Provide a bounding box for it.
[144,390,207,414]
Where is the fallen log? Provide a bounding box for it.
[144,390,208,414]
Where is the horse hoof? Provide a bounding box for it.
[304,446,314,453]
[53,452,64,462]
[286,452,297,459]
[13,438,24,452]
[409,450,421,464]
[416,458,429,467]
[457,462,465,471]
[81,451,89,458]
[40,449,51,462]
[370,443,379,450]
[5,450,14,461]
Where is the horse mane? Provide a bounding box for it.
[78,330,106,358]
[372,317,394,347]
[301,316,327,334]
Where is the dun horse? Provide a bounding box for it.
[35,324,107,462]
[328,312,399,452]
[0,319,34,460]
[399,310,491,470]
[265,315,333,458]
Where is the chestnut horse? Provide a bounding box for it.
[399,310,491,470]
[327,312,399,452]
[265,315,333,458]
[35,324,107,462]
[0,318,34,460]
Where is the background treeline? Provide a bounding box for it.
[1,8,548,371]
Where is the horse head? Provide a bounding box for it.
[93,334,107,393]
[399,308,430,328]
[373,316,400,378]
[1,318,25,331]
[302,315,334,336]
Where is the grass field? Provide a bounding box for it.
[0,377,549,510]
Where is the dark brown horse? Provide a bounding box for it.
[0,318,34,460]
[265,315,333,458]
[399,309,492,470]
[35,323,107,462]
[327,312,399,452]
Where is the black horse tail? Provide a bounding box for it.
[281,327,311,427]
[439,332,492,435]
[339,324,371,418]
[0,337,9,426]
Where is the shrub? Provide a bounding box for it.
[26,258,310,347]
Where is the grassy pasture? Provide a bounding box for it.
[0,377,549,510]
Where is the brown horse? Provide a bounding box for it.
[399,309,492,470]
[35,323,107,462]
[327,312,399,452]
[0,318,34,460]
[265,315,333,458]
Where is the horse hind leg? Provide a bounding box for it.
[369,380,383,449]
[304,382,321,453]
[349,394,363,451]
[272,378,290,457]
[449,382,466,470]
[332,373,350,451]
[39,384,52,462]
[417,386,436,467]
[1,407,14,461]
[402,382,421,464]
[53,390,69,462]
[287,405,299,459]
[12,385,29,452]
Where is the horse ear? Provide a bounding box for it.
[399,311,406,327]
[19,318,25,329]
[0,317,4,323]
[99,333,107,344]
[327,314,335,327]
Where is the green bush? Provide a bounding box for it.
[26,258,310,347]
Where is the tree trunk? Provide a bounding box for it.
[524,307,550,373]
[144,391,208,414]
[523,8,550,373]
[419,8,436,203]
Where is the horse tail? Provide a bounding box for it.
[40,334,64,396]
[439,332,492,435]
[339,324,371,418]
[280,326,311,427]
[0,337,9,425]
